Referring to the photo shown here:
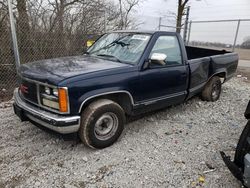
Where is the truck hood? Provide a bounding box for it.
[19,55,131,85]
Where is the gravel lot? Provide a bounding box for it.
[0,77,250,188]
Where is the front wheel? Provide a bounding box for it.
[79,99,125,149]
[201,76,222,102]
[234,120,250,168]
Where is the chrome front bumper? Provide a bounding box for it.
[13,88,80,134]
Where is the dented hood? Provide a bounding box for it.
[19,55,130,85]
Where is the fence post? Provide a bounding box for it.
[7,0,20,71]
[233,19,241,52]
[187,21,192,45]
[158,17,162,30]
[183,6,190,44]
[104,10,106,32]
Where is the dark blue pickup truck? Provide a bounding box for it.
[13,30,238,148]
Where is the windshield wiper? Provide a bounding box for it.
[113,41,130,47]
[89,36,130,55]
[96,54,122,63]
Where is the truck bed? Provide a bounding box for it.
[186,46,238,99]
[185,46,231,60]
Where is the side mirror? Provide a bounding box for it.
[150,53,167,61]
[149,53,167,66]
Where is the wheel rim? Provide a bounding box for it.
[94,112,119,140]
[211,82,220,100]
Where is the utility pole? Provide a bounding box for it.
[183,6,190,44]
[187,21,192,45]
[7,0,20,71]
[119,0,123,29]
[103,10,106,32]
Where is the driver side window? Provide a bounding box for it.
[150,36,182,66]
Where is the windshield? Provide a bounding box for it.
[87,32,151,64]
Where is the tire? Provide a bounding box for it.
[201,76,222,102]
[234,120,250,168]
[79,99,125,149]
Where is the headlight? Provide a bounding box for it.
[53,88,58,97]
[42,97,59,109]
[40,86,69,113]
[45,87,51,95]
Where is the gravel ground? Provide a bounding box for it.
[0,77,250,188]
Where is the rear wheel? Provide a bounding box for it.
[201,76,222,102]
[79,99,125,149]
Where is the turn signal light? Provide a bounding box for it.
[59,88,68,112]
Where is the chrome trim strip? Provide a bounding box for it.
[22,76,57,89]
[36,84,41,106]
[14,89,80,134]
[41,93,58,101]
[78,90,187,113]
[137,91,187,106]
[78,90,135,113]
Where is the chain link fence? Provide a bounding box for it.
[187,19,250,61]
[136,15,183,32]
[0,7,16,102]
[1,22,100,101]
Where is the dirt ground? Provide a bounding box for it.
[237,66,250,80]
[235,48,250,61]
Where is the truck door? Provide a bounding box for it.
[139,35,189,105]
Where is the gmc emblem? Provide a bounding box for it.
[20,84,29,94]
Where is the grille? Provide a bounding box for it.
[20,79,38,104]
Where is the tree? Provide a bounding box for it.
[118,0,141,29]
[0,0,13,65]
[241,36,250,49]
[16,0,33,63]
[176,0,189,33]
[162,0,190,33]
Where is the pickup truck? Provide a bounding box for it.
[13,30,238,149]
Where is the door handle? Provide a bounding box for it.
[181,73,187,77]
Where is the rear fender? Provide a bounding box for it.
[208,69,227,83]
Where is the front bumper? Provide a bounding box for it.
[13,88,80,134]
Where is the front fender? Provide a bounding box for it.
[245,101,250,119]
[77,87,135,113]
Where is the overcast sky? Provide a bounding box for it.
[134,0,250,44]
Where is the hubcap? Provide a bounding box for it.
[94,112,118,140]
